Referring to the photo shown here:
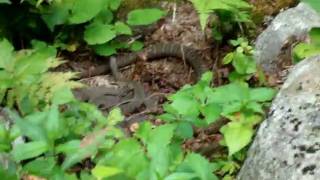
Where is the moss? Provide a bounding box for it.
[250,0,299,25]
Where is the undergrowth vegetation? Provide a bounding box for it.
[2,0,319,179]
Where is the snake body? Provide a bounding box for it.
[81,43,207,80]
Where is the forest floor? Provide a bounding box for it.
[59,0,297,160]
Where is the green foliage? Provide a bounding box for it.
[160,71,275,156]
[0,39,81,115]
[0,39,218,179]
[0,0,166,56]
[293,28,320,63]
[222,37,256,82]
[302,0,320,13]
[189,0,253,41]
[0,2,278,180]
[293,1,320,63]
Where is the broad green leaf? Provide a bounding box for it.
[208,82,250,104]
[62,129,108,169]
[177,153,218,180]
[84,23,116,45]
[127,9,166,25]
[135,121,152,144]
[165,172,197,180]
[41,0,74,31]
[108,0,122,11]
[222,101,243,115]
[249,88,276,102]
[52,87,75,105]
[146,124,176,177]
[23,157,56,177]
[0,39,14,69]
[107,108,124,126]
[114,21,132,35]
[293,42,320,63]
[94,9,113,24]
[56,140,81,154]
[92,165,123,179]
[102,139,148,178]
[224,0,252,9]
[46,105,64,142]
[222,53,234,65]
[129,41,144,52]
[69,0,105,24]
[220,122,253,155]
[93,43,117,56]
[309,28,320,45]
[246,101,263,114]
[201,103,222,124]
[232,53,256,74]
[175,122,193,139]
[12,141,49,162]
[14,112,48,142]
[170,94,200,117]
[302,0,320,13]
[200,71,213,83]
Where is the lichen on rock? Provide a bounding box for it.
[237,55,320,180]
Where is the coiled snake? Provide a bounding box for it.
[74,43,208,116]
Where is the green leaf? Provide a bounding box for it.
[232,53,256,74]
[23,157,56,177]
[220,122,253,156]
[208,82,250,104]
[69,0,105,24]
[245,102,263,114]
[92,165,123,179]
[13,112,48,142]
[222,53,234,65]
[56,140,81,154]
[201,103,222,124]
[175,122,193,139]
[101,139,148,178]
[52,87,75,105]
[94,9,114,24]
[127,9,166,26]
[12,141,49,162]
[108,0,122,11]
[129,41,144,52]
[114,21,132,35]
[302,0,320,13]
[61,129,107,169]
[0,39,14,69]
[249,88,276,102]
[84,23,116,45]
[147,124,177,177]
[309,28,320,45]
[165,172,197,180]
[135,121,152,144]
[46,105,64,142]
[41,0,74,31]
[93,43,117,56]
[177,153,218,180]
[107,108,124,126]
[170,94,200,117]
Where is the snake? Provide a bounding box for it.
[79,43,208,80]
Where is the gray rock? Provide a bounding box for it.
[237,55,320,180]
[255,3,320,74]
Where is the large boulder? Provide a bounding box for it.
[237,55,320,180]
[255,3,320,74]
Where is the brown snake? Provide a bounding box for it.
[80,43,208,80]
[74,43,208,119]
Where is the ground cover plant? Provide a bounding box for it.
[1,0,314,179]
